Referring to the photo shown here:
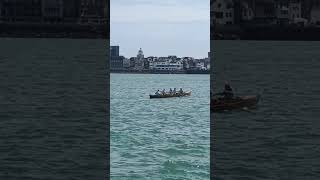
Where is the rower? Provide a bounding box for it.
[169,88,173,94]
[162,89,166,95]
[173,88,176,94]
[179,88,183,94]
[155,89,160,95]
[223,82,234,99]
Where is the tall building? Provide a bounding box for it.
[110,45,123,70]
[110,46,120,57]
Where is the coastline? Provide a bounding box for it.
[110,69,209,74]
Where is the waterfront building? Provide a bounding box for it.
[241,1,255,21]
[151,57,183,71]
[79,0,106,24]
[182,58,190,70]
[212,0,320,27]
[192,59,205,70]
[275,0,290,25]
[274,0,302,25]
[147,56,157,70]
[42,0,64,23]
[184,57,196,69]
[0,0,42,22]
[212,0,235,25]
[254,0,277,24]
[0,0,107,25]
[129,57,136,68]
[123,58,130,68]
[110,46,120,57]
[110,45,124,70]
[110,56,125,70]
[143,58,149,70]
[196,61,206,70]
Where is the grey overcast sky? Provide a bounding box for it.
[110,0,210,59]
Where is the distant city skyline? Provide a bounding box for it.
[110,0,209,59]
[110,44,210,59]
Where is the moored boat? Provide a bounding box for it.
[211,95,260,112]
[150,91,191,99]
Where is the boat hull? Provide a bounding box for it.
[211,95,260,112]
[150,92,191,99]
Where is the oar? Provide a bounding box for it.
[212,93,222,96]
[241,107,255,114]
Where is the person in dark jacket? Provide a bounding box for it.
[223,82,234,99]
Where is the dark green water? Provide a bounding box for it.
[0,38,108,179]
[212,41,320,179]
[111,74,210,179]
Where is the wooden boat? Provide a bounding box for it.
[150,91,191,99]
[211,95,260,112]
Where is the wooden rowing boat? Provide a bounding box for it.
[211,95,260,112]
[150,91,191,99]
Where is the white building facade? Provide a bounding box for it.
[149,57,183,71]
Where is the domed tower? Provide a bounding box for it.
[135,48,144,70]
[137,48,144,59]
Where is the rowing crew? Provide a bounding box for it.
[155,88,184,95]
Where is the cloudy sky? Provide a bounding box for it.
[110,0,210,58]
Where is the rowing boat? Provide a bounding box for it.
[150,92,191,99]
[211,95,260,112]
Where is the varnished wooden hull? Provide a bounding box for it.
[211,95,260,112]
[150,92,191,99]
